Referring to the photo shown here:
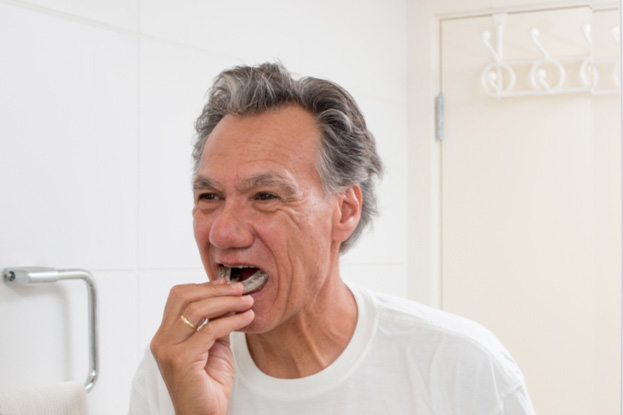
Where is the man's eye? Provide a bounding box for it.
[197,193,219,201]
[256,192,277,201]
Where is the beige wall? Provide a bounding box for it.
[408,1,621,414]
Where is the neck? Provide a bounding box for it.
[245,276,358,379]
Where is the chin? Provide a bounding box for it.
[236,313,274,335]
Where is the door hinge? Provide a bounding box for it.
[435,93,444,141]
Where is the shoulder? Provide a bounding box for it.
[352,285,533,413]
[352,283,526,386]
[374,288,507,347]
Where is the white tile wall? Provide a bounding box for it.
[138,40,238,269]
[342,263,409,298]
[137,269,209,352]
[87,271,139,414]
[17,0,139,31]
[0,270,139,415]
[141,0,303,62]
[140,0,407,104]
[342,97,409,266]
[0,3,139,270]
[0,0,409,413]
[0,280,82,388]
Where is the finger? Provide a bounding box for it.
[153,311,253,409]
[156,311,253,374]
[161,281,244,327]
[184,309,255,356]
[169,295,254,343]
[165,281,243,315]
[185,294,254,324]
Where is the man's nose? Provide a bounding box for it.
[208,201,254,250]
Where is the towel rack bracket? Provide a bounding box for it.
[3,267,99,392]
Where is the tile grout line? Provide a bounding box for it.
[135,0,143,359]
[136,0,142,273]
[0,0,138,36]
[0,0,407,107]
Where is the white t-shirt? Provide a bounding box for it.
[129,283,535,415]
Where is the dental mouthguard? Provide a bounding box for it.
[217,265,268,294]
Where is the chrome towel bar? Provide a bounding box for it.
[3,267,99,392]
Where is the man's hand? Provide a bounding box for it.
[150,279,254,415]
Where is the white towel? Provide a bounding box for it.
[0,381,87,415]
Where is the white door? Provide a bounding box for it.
[440,7,620,415]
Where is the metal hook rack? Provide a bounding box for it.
[481,13,621,98]
[3,267,99,392]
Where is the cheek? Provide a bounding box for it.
[274,210,333,260]
[302,203,337,245]
[261,212,316,248]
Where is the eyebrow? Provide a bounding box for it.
[240,173,299,196]
[193,177,221,192]
[193,173,299,197]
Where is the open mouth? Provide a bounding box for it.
[217,265,269,294]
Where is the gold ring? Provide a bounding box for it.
[180,314,198,331]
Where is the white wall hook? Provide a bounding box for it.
[480,14,620,98]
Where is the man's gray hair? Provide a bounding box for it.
[193,62,383,252]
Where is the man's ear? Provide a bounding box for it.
[332,185,363,243]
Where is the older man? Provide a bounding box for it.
[129,63,534,415]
